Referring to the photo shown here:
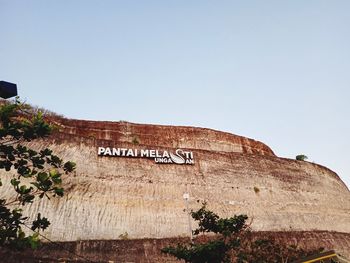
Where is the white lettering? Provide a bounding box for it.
[98,147,194,165]
[112,148,120,156]
[98,147,105,155]
[120,148,127,156]
[186,159,194,164]
[126,149,135,157]
[104,147,112,155]
[141,149,149,157]
[155,157,172,163]
[184,151,192,159]
[149,149,156,158]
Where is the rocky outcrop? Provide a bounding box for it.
[1,119,349,259]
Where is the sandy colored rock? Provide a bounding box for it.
[1,119,349,259]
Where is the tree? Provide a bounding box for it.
[0,98,76,250]
[162,203,323,263]
[296,154,308,161]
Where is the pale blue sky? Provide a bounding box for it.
[1,1,349,188]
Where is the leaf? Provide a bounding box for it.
[37,172,48,182]
[64,161,76,173]
[18,230,25,240]
[28,232,40,249]
[53,187,64,197]
[49,169,58,177]
[19,185,33,195]
[8,154,15,161]
[31,213,50,231]
[10,178,20,186]
[51,175,62,184]
[28,149,37,157]
[30,182,40,188]
[5,164,12,171]
[40,148,52,156]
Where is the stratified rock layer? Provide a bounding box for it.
[3,232,350,263]
[1,119,349,258]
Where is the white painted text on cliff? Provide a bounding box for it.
[97,147,194,165]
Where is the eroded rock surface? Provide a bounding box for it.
[1,119,349,258]
[2,232,350,262]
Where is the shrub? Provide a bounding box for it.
[296,155,308,161]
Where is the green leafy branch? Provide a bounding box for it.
[0,98,76,250]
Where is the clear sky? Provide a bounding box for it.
[1,1,349,188]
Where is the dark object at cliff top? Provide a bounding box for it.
[0,81,18,99]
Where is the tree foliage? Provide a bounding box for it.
[0,98,76,250]
[296,154,308,161]
[162,203,323,263]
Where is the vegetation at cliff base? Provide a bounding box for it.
[162,202,323,263]
[0,98,76,250]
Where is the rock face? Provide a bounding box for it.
[1,119,350,258]
[3,232,350,263]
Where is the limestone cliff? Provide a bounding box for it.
[1,118,349,259]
